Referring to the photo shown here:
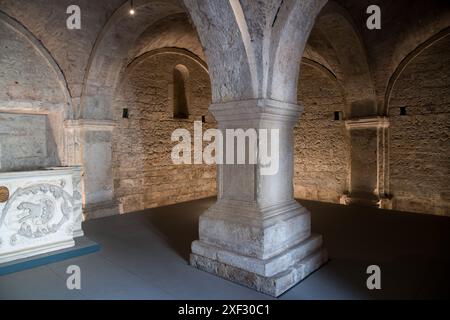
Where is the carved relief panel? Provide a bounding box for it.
[0,169,78,263]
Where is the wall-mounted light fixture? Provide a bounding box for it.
[334,111,343,121]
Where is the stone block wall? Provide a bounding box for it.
[0,20,65,107]
[0,15,66,172]
[0,0,124,111]
[0,113,59,171]
[112,58,352,213]
[294,64,350,203]
[389,35,450,216]
[112,52,216,213]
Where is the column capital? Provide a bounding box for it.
[64,119,116,131]
[345,116,390,130]
[209,99,304,125]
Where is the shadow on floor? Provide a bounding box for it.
[3,197,449,299]
[138,197,215,261]
[301,199,450,299]
[139,197,450,299]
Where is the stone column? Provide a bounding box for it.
[65,120,118,219]
[191,99,327,297]
[343,117,390,207]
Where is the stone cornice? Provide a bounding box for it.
[209,99,304,124]
[64,119,116,131]
[0,167,81,180]
[345,117,390,130]
[0,100,66,112]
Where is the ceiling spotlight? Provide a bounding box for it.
[129,0,135,15]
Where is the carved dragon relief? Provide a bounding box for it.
[0,182,74,247]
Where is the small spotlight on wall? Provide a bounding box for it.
[129,0,135,15]
[400,106,407,116]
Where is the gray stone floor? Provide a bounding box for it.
[1,198,449,300]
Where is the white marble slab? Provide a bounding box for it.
[0,167,83,263]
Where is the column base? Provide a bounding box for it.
[190,235,328,297]
[341,192,380,208]
[379,195,393,210]
[83,200,119,219]
[73,229,85,238]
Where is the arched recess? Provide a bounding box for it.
[311,0,376,118]
[124,48,208,121]
[79,0,185,120]
[173,64,190,119]
[0,11,72,116]
[0,10,72,171]
[377,1,450,111]
[301,57,347,110]
[303,1,380,206]
[124,47,208,120]
[387,32,450,216]
[294,58,350,203]
[383,27,450,114]
[111,48,214,214]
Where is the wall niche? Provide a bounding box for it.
[0,113,60,172]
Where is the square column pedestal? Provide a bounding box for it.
[190,99,327,297]
[343,117,391,208]
[65,120,119,219]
